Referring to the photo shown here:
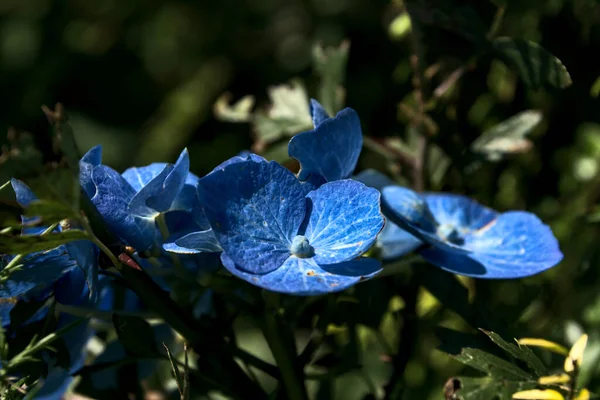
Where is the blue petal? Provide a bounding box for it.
[310,99,329,126]
[163,230,222,254]
[419,247,488,277]
[465,211,562,276]
[79,145,103,199]
[198,160,306,274]
[423,193,497,232]
[0,250,77,298]
[91,166,156,251]
[381,186,470,254]
[221,253,381,295]
[64,239,99,303]
[288,107,363,182]
[207,152,267,175]
[377,222,422,261]
[305,180,384,264]
[122,163,168,191]
[126,148,190,216]
[171,172,200,211]
[81,145,103,166]
[10,179,37,207]
[353,169,397,191]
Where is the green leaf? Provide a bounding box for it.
[312,41,350,115]
[163,343,184,398]
[406,3,490,49]
[492,37,572,89]
[112,314,159,357]
[0,230,88,254]
[453,348,532,380]
[252,79,313,150]
[470,110,542,161]
[23,200,79,226]
[480,329,548,377]
[456,376,537,400]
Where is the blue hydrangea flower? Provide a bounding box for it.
[288,99,363,188]
[197,156,384,295]
[80,146,220,255]
[381,185,564,278]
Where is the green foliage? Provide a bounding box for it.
[0,230,88,254]
[441,330,546,399]
[492,38,572,89]
[112,315,159,358]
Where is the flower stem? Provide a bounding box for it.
[261,291,308,400]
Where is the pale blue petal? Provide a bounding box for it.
[221,253,381,295]
[122,163,169,191]
[381,186,470,254]
[163,230,222,254]
[304,180,384,264]
[353,169,396,191]
[207,152,267,175]
[423,193,497,232]
[377,221,422,261]
[289,107,363,182]
[310,99,329,126]
[198,159,305,274]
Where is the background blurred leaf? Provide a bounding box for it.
[252,79,313,152]
[312,41,350,115]
[492,38,572,89]
[471,110,542,161]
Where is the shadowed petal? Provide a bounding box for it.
[377,222,422,261]
[79,145,103,198]
[0,250,77,298]
[221,253,381,295]
[353,169,397,191]
[381,186,470,254]
[198,159,306,274]
[91,166,156,251]
[289,107,363,182]
[305,180,384,264]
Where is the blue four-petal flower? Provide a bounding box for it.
[198,157,384,295]
[381,185,563,278]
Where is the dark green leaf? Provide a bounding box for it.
[480,329,548,377]
[455,376,536,400]
[453,348,532,380]
[406,3,490,49]
[492,37,572,89]
[112,314,159,357]
[471,110,542,161]
[312,41,350,115]
[0,230,88,254]
[163,342,184,398]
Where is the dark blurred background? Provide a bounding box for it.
[2,0,600,398]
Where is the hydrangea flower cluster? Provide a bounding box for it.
[0,98,564,397]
